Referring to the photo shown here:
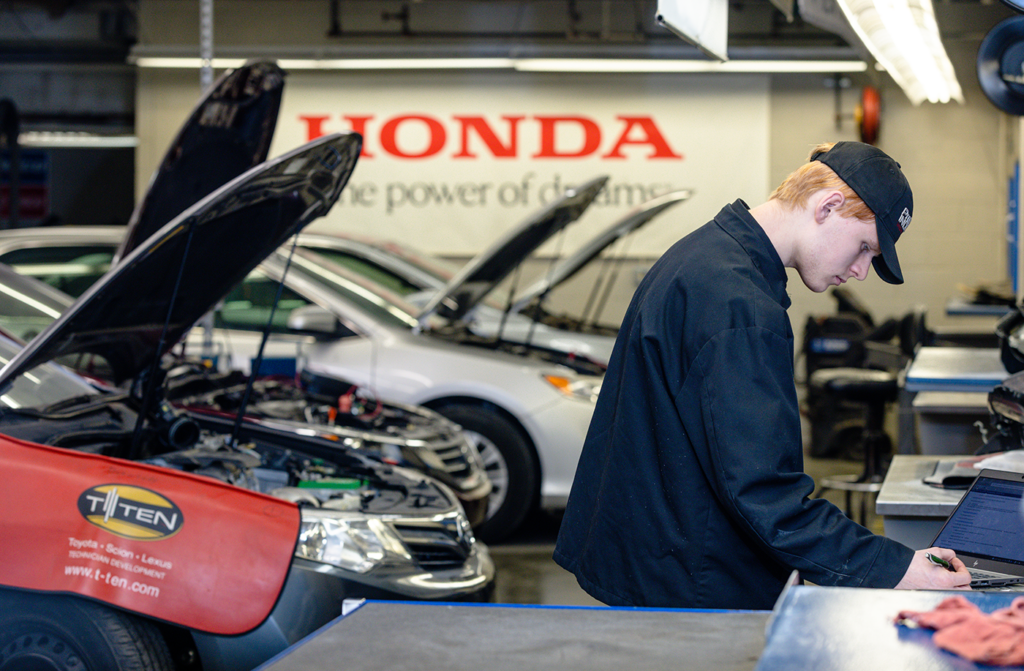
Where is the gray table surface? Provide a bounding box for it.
[757,584,1024,670]
[945,298,1013,317]
[260,600,770,671]
[875,454,965,518]
[904,347,1007,393]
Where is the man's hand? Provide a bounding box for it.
[894,547,972,591]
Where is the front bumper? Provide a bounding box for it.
[295,539,495,602]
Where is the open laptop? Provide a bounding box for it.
[930,469,1024,588]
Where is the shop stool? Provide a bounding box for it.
[810,367,900,527]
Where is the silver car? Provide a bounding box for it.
[293,188,692,365]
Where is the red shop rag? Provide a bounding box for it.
[896,595,1024,666]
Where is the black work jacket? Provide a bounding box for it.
[553,200,913,610]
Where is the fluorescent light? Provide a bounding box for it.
[132,56,514,70]
[515,59,867,73]
[282,58,515,70]
[18,132,138,148]
[835,0,962,104]
[656,0,729,62]
[133,57,247,69]
[132,56,866,74]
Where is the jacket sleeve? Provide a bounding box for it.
[681,325,914,588]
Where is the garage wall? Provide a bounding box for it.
[133,0,1019,346]
[275,70,770,255]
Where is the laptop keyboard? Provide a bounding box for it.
[969,568,1024,586]
[970,568,1010,581]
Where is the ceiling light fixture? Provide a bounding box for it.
[834,0,963,104]
[18,132,139,148]
[131,56,866,75]
[514,59,866,73]
[131,57,515,70]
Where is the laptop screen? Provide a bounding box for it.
[931,470,1024,567]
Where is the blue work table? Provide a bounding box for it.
[899,346,1007,454]
[904,346,1007,394]
[757,584,1024,670]
[257,599,769,671]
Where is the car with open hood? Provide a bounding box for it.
[162,361,492,527]
[0,263,492,529]
[182,179,610,543]
[0,131,494,671]
[0,184,609,543]
[0,58,605,544]
[0,58,492,529]
[196,196,606,543]
[294,187,692,365]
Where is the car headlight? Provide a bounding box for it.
[543,374,601,402]
[296,511,411,573]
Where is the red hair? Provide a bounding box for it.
[769,142,874,221]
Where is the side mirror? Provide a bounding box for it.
[287,305,354,339]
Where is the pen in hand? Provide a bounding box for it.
[927,553,956,572]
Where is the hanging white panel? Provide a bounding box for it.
[655,0,729,62]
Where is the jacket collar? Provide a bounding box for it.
[717,199,791,310]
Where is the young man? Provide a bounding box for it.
[553,141,971,610]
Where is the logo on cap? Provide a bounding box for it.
[898,207,911,232]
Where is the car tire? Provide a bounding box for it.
[0,591,174,671]
[435,403,538,544]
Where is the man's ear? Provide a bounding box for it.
[814,191,846,225]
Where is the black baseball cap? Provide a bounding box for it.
[811,141,913,285]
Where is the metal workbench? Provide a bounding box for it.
[261,586,1024,671]
[903,347,1006,394]
[257,600,770,671]
[757,584,1024,670]
[875,454,965,549]
[899,346,1005,454]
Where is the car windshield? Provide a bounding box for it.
[0,336,100,410]
[308,240,460,288]
[301,239,512,313]
[284,249,423,329]
[371,240,462,282]
[0,279,65,343]
[0,245,115,299]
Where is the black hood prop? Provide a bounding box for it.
[117,60,285,263]
[576,227,636,332]
[0,132,362,394]
[417,176,609,329]
[128,215,200,459]
[228,235,302,448]
[517,224,569,351]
